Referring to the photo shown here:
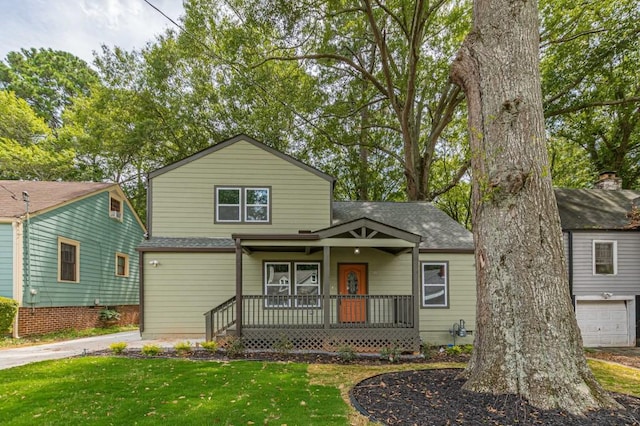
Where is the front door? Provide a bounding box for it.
[338,264,367,322]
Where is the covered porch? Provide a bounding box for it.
[204,218,423,352]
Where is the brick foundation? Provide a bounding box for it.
[16,305,139,337]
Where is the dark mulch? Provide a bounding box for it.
[351,369,640,425]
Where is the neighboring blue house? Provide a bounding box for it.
[0,180,146,336]
[556,172,640,347]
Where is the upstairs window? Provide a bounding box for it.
[422,262,448,308]
[215,186,270,223]
[115,253,129,277]
[109,195,123,220]
[58,237,79,283]
[593,241,617,275]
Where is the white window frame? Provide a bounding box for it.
[58,237,80,283]
[115,252,129,277]
[216,187,242,222]
[109,194,123,221]
[294,262,321,307]
[215,186,270,223]
[593,240,617,275]
[265,262,291,307]
[421,261,448,308]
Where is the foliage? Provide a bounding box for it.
[272,334,293,355]
[141,344,163,356]
[98,309,121,321]
[173,341,192,355]
[0,90,51,144]
[223,336,245,358]
[445,344,473,356]
[336,345,356,363]
[379,344,402,363]
[0,297,18,333]
[200,340,218,352]
[0,358,348,425]
[109,342,128,355]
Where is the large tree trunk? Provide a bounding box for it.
[450,0,620,415]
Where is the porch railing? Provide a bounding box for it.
[204,296,236,341]
[240,294,414,329]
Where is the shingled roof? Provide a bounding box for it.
[554,188,640,230]
[332,201,474,251]
[0,180,115,219]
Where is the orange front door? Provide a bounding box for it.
[338,264,367,322]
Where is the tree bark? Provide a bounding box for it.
[450,0,620,415]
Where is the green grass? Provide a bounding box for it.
[0,357,348,425]
[0,326,137,349]
[588,359,640,397]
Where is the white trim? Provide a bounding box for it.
[244,187,269,223]
[12,221,23,304]
[294,262,321,307]
[216,187,242,222]
[264,262,291,307]
[592,240,617,276]
[421,261,448,308]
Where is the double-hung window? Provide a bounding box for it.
[58,237,80,283]
[215,186,270,223]
[109,194,123,220]
[115,253,129,277]
[593,240,617,275]
[264,261,321,308]
[421,262,448,308]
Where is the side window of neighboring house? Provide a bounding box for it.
[215,186,270,223]
[109,194,123,221]
[115,253,129,277]
[593,240,617,275]
[58,237,80,283]
[421,262,448,308]
[264,261,321,308]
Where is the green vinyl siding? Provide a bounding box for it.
[151,139,332,237]
[141,252,236,339]
[24,191,144,307]
[0,224,13,298]
[418,253,476,345]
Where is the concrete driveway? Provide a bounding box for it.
[0,330,202,370]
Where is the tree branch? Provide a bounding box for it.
[546,97,640,117]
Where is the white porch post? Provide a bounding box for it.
[323,245,331,329]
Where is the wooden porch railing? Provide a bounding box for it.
[204,296,236,341]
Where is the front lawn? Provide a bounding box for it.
[0,356,638,425]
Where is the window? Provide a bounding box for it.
[593,241,617,275]
[265,262,291,307]
[422,262,448,308]
[264,261,321,308]
[115,253,129,277]
[215,186,270,223]
[109,195,123,220]
[58,237,79,282]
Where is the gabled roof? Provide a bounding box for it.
[0,180,115,219]
[332,201,474,251]
[316,217,422,244]
[148,134,335,183]
[554,188,640,230]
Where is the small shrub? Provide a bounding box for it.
[460,344,473,354]
[224,336,245,358]
[99,308,121,321]
[380,344,401,363]
[201,340,218,352]
[109,342,128,355]
[272,334,293,355]
[174,341,192,356]
[445,345,463,355]
[141,344,162,356]
[337,345,356,362]
[420,342,437,359]
[0,297,19,333]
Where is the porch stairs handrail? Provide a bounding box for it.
[204,296,236,341]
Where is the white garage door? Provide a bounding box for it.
[575,300,629,347]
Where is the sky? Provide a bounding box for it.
[0,0,185,65]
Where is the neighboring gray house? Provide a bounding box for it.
[556,172,640,347]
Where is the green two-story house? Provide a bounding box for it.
[139,135,476,351]
[0,181,146,336]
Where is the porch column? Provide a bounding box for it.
[412,244,420,329]
[323,245,330,329]
[235,238,243,337]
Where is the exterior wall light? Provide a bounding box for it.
[149,260,159,267]
[354,247,360,255]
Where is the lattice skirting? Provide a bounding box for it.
[238,328,420,353]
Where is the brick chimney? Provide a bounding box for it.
[594,171,622,190]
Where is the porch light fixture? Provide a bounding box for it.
[149,260,159,267]
[354,247,360,255]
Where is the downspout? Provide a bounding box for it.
[235,238,243,338]
[12,220,23,338]
[138,251,144,332]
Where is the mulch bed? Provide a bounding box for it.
[351,369,640,425]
